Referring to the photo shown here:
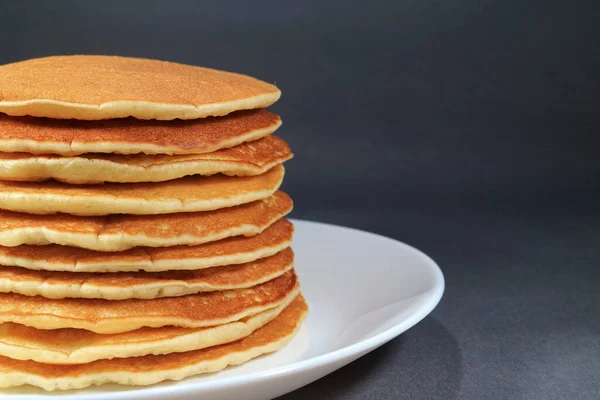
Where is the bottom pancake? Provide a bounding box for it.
[0,294,308,391]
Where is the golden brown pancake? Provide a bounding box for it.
[0,191,292,251]
[0,135,292,184]
[0,295,307,390]
[0,248,294,299]
[0,55,281,120]
[0,288,300,365]
[0,269,297,333]
[0,164,284,215]
[0,218,294,272]
[0,109,281,156]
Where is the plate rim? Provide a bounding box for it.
[6,218,445,399]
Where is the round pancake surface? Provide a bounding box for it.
[0,55,281,120]
[0,109,281,156]
[0,191,292,251]
[0,135,292,184]
[0,218,294,272]
[0,288,300,365]
[0,164,284,215]
[0,248,294,299]
[0,270,297,333]
[0,295,307,390]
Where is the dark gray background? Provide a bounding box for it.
[1,1,598,398]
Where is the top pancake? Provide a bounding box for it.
[0,55,281,120]
[0,109,281,156]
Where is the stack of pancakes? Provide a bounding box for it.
[0,55,307,391]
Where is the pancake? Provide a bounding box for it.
[0,191,292,251]
[0,218,293,272]
[0,295,307,390]
[0,164,284,215]
[0,109,281,156]
[0,248,294,300]
[0,288,300,365]
[0,135,292,184]
[0,55,281,120]
[0,269,297,333]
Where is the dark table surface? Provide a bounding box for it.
[279,205,600,399]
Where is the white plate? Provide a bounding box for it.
[3,219,444,400]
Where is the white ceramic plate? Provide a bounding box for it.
[2,219,444,400]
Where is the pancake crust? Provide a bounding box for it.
[0,164,284,215]
[0,248,294,299]
[0,135,292,184]
[0,295,307,390]
[0,191,292,251]
[0,288,300,364]
[0,55,281,120]
[0,109,281,156]
[0,270,297,333]
[0,219,294,272]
